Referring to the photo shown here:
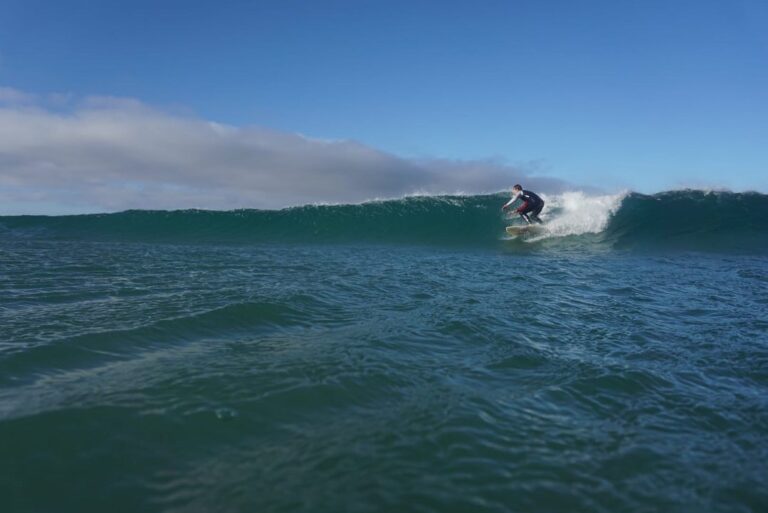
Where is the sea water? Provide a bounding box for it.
[1,190,767,513]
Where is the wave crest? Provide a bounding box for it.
[533,191,626,239]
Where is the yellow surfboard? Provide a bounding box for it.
[505,225,543,236]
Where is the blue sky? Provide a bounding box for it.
[0,0,767,212]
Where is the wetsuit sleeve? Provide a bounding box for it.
[502,198,516,209]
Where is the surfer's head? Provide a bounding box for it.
[512,184,522,197]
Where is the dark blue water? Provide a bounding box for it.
[1,191,767,513]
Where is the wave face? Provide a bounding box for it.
[605,190,768,251]
[1,190,767,251]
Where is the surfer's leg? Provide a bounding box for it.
[519,204,537,224]
[531,204,544,224]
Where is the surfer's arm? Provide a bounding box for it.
[501,198,516,210]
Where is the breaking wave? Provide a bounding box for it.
[1,190,766,251]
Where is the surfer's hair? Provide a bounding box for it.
[512,184,522,191]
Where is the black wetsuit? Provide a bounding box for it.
[517,190,544,224]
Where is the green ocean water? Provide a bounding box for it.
[1,191,767,513]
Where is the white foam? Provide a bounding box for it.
[529,191,627,240]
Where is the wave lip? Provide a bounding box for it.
[1,190,766,251]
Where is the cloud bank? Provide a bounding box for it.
[0,88,571,214]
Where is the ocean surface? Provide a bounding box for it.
[1,190,767,513]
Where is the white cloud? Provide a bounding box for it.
[0,89,574,213]
[0,86,36,105]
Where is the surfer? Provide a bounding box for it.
[501,185,545,224]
